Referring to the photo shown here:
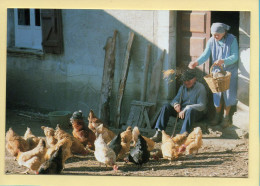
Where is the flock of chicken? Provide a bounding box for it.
[5,110,203,174]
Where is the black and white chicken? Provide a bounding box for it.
[126,134,150,168]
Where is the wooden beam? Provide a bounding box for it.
[99,30,118,126]
[140,44,151,102]
[115,32,135,128]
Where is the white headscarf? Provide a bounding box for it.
[211,23,231,34]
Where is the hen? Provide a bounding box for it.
[126,134,150,168]
[45,137,72,165]
[55,124,89,155]
[108,132,122,158]
[95,124,116,144]
[24,127,40,150]
[132,126,155,151]
[5,128,29,157]
[161,130,180,160]
[117,126,132,160]
[41,126,57,147]
[94,134,118,171]
[16,138,47,173]
[181,127,203,155]
[37,146,63,174]
[87,109,107,133]
[70,110,96,150]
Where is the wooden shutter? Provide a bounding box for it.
[41,9,63,54]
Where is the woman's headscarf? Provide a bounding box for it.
[211,23,231,34]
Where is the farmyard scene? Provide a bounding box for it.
[5,9,249,177]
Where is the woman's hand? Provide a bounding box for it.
[213,59,224,66]
[174,104,181,113]
[188,61,198,69]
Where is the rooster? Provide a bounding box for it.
[95,124,116,144]
[117,126,132,160]
[179,127,203,155]
[94,134,118,171]
[108,133,122,158]
[37,146,64,174]
[55,124,89,155]
[161,130,180,160]
[132,126,155,151]
[41,126,57,147]
[16,138,47,174]
[24,127,40,150]
[125,134,150,168]
[88,109,108,133]
[5,128,29,157]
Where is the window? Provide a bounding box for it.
[12,9,64,54]
[14,9,43,50]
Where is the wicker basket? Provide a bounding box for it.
[204,65,231,93]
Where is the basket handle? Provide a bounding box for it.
[210,64,226,75]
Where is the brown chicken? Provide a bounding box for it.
[5,128,29,157]
[117,126,132,160]
[24,127,40,150]
[87,109,108,133]
[132,126,155,151]
[55,124,89,155]
[16,138,47,173]
[161,130,180,160]
[181,127,203,155]
[45,137,72,165]
[41,126,57,147]
[95,124,116,144]
[70,110,96,150]
[172,132,188,146]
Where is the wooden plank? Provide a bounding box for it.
[99,30,118,126]
[140,44,151,101]
[115,32,135,128]
[126,105,142,127]
[148,49,166,115]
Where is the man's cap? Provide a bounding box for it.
[181,69,196,81]
[71,110,83,120]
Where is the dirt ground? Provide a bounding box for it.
[4,108,248,177]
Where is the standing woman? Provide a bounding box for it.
[189,22,239,128]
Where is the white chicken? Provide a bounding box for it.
[94,134,118,171]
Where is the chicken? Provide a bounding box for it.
[94,134,118,171]
[87,109,108,133]
[5,128,29,157]
[55,124,89,155]
[132,126,155,151]
[172,132,188,146]
[24,127,40,150]
[108,133,122,158]
[126,135,150,168]
[41,126,57,147]
[95,124,116,144]
[37,146,63,174]
[181,127,203,155]
[16,138,47,173]
[117,126,132,160]
[70,110,96,150]
[161,130,180,160]
[45,137,72,165]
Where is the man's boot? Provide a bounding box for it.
[150,130,162,142]
[220,115,232,128]
[209,113,222,126]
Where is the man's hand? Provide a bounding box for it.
[188,61,198,69]
[174,104,181,113]
[178,110,185,119]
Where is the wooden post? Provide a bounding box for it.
[148,49,166,116]
[140,44,151,102]
[115,32,135,128]
[99,30,118,126]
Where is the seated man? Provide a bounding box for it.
[151,69,207,142]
